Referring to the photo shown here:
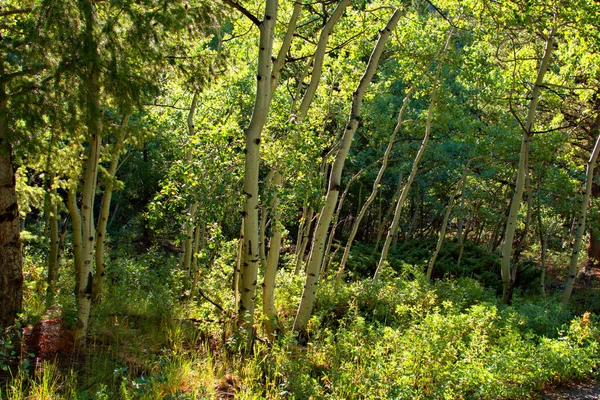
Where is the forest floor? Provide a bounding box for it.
[540,378,600,399]
[539,266,600,400]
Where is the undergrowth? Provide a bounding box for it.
[2,238,599,399]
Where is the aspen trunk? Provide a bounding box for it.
[0,62,22,329]
[93,115,128,304]
[373,174,403,255]
[337,91,413,278]
[181,92,199,273]
[75,128,102,347]
[67,188,83,295]
[189,220,205,301]
[293,9,404,335]
[374,29,451,280]
[239,0,278,338]
[263,171,282,337]
[562,128,600,308]
[294,207,314,275]
[427,169,467,280]
[501,28,555,304]
[324,166,371,281]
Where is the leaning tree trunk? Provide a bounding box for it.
[293,9,404,336]
[238,0,278,341]
[587,183,600,269]
[336,91,413,279]
[373,174,403,255]
[562,127,600,308]
[501,27,555,305]
[374,29,451,280]
[0,63,22,330]
[427,167,468,280]
[93,115,128,304]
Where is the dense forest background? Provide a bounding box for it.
[2,0,600,398]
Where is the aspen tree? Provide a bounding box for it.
[562,122,600,308]
[374,29,452,280]
[238,0,278,338]
[181,92,199,275]
[336,90,413,279]
[261,0,349,331]
[93,115,129,304]
[293,8,404,335]
[500,26,555,304]
[67,0,104,346]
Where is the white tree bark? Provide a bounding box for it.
[373,30,452,280]
[562,129,600,308]
[93,115,128,303]
[239,0,278,338]
[293,9,404,335]
[337,90,413,277]
[263,171,283,337]
[501,27,555,304]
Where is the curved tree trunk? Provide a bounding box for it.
[562,125,600,308]
[501,27,555,304]
[293,9,404,335]
[374,29,452,280]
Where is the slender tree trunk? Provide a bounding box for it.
[263,171,282,337]
[45,186,59,309]
[427,171,466,280]
[374,29,451,280]
[323,166,371,281]
[93,115,128,304]
[295,207,315,275]
[562,127,600,308]
[0,60,22,329]
[239,0,278,340]
[337,91,413,278]
[181,92,199,273]
[44,129,60,308]
[507,168,534,299]
[67,188,83,294]
[373,174,403,255]
[501,28,555,304]
[189,220,205,301]
[285,0,349,278]
[293,9,404,335]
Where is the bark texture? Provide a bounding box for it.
[239,0,278,337]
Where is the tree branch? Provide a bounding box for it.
[220,0,260,27]
[0,8,32,17]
